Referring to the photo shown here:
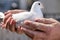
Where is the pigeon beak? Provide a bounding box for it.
[40,4,44,8]
[41,5,44,8]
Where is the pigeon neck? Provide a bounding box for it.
[30,6,43,18]
[30,6,42,15]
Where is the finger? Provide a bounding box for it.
[4,12,10,15]
[1,22,6,29]
[21,27,35,38]
[16,26,23,34]
[21,27,46,39]
[3,13,12,23]
[10,18,16,25]
[35,18,59,24]
[21,23,35,30]
[3,17,11,29]
[24,20,52,33]
[9,10,27,14]
[33,32,46,40]
[5,10,27,15]
[9,18,16,32]
[9,22,16,32]
[4,10,15,15]
[4,10,19,15]
[5,17,12,29]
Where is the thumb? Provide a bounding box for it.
[21,27,34,38]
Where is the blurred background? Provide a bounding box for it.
[0,0,60,40]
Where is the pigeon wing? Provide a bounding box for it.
[12,12,33,22]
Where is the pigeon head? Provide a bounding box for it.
[30,1,44,13]
[33,1,44,8]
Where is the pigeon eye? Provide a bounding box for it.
[38,3,40,5]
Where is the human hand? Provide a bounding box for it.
[2,10,60,40]
[21,18,60,40]
[2,10,26,33]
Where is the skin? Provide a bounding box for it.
[2,10,60,40]
[2,10,26,33]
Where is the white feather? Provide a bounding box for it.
[12,1,44,26]
[12,12,33,22]
[0,12,5,18]
[0,1,44,26]
[0,1,44,39]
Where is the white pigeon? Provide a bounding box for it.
[0,1,44,26]
[12,1,44,26]
[0,1,44,40]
